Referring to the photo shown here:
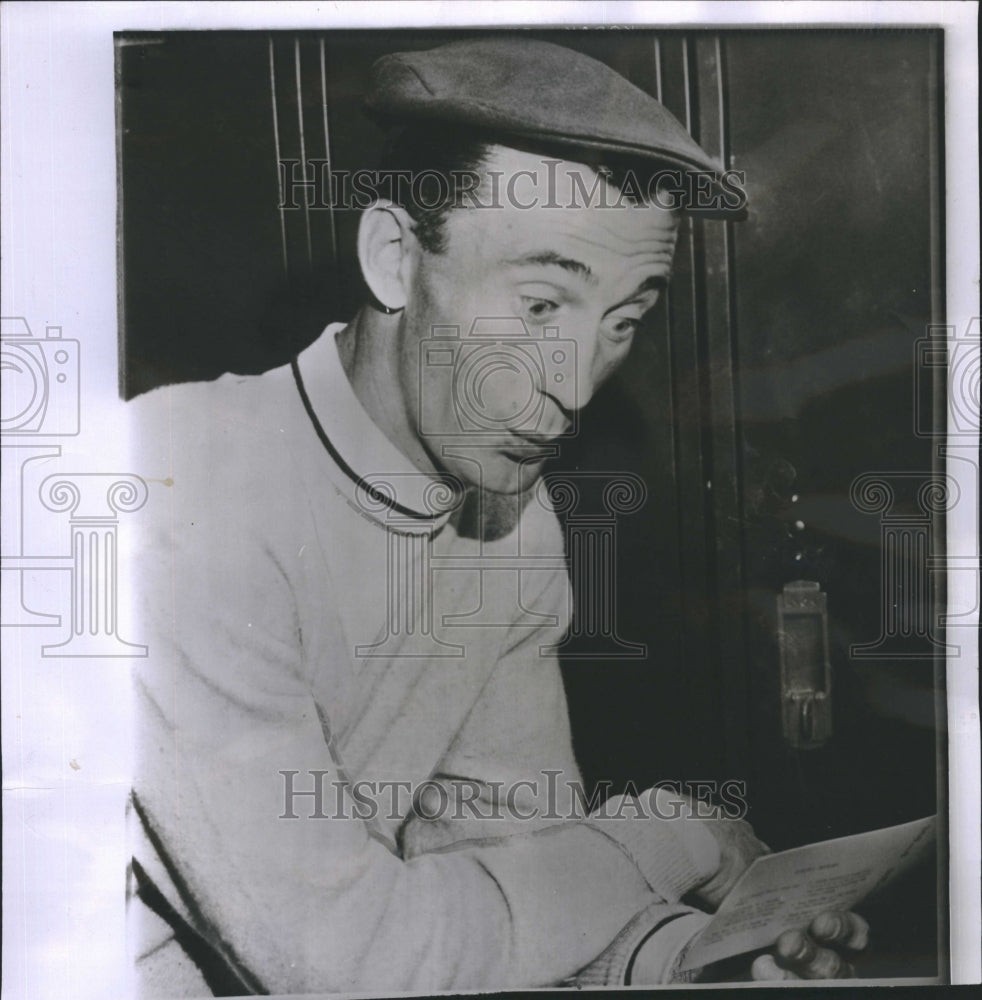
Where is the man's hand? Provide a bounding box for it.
[687,815,769,909]
[646,787,769,911]
[750,911,871,980]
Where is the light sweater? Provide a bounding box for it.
[127,323,716,995]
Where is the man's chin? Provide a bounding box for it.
[472,453,549,495]
[422,437,553,495]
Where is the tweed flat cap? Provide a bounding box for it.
[365,38,722,178]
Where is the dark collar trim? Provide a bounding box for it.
[291,356,435,522]
[624,911,690,985]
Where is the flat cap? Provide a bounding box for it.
[365,37,722,178]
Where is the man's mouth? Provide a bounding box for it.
[501,448,550,464]
[500,429,564,462]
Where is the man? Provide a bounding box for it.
[127,38,870,993]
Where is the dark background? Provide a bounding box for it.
[117,28,946,977]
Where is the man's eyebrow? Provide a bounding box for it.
[504,255,669,300]
[629,274,669,298]
[607,274,670,314]
[503,251,595,282]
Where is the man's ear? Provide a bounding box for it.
[357,200,416,312]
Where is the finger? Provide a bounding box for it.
[751,955,799,981]
[810,911,870,952]
[774,929,815,968]
[741,825,772,857]
[795,944,854,980]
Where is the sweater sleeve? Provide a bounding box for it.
[396,529,720,985]
[570,902,710,985]
[130,475,717,995]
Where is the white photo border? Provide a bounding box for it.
[1,2,978,995]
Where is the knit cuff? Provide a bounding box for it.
[571,903,709,986]
[582,790,720,902]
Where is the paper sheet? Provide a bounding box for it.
[681,815,936,970]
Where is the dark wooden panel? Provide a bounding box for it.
[118,32,288,397]
[725,31,941,850]
[692,35,751,781]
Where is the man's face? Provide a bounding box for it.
[397,146,680,494]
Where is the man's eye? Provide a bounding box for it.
[521,297,559,322]
[603,316,641,343]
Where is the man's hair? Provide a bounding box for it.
[373,124,489,254]
[373,123,672,255]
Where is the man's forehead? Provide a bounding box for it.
[455,145,681,249]
[480,144,669,209]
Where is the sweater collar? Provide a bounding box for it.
[294,322,463,534]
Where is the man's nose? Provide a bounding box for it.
[541,324,601,415]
